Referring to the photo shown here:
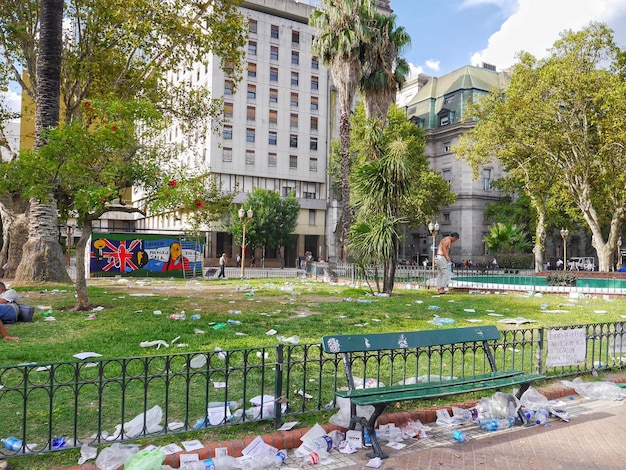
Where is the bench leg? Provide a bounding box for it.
[515,382,533,425]
[364,404,388,460]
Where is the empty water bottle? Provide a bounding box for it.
[477,417,514,431]
[239,450,286,469]
[533,409,549,425]
[182,455,237,470]
[453,430,469,442]
[1,437,22,451]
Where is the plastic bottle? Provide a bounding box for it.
[239,450,286,469]
[453,430,469,442]
[2,437,23,451]
[456,407,479,421]
[520,409,534,424]
[182,455,237,470]
[307,436,332,453]
[533,409,549,425]
[477,417,514,431]
[190,314,201,320]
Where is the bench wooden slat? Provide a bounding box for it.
[349,373,545,406]
[323,326,501,353]
[336,370,526,399]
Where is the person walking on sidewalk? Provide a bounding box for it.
[218,253,227,278]
[435,232,459,294]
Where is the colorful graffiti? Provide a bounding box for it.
[90,233,203,277]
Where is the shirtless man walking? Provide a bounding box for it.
[435,232,459,294]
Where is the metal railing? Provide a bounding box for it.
[1,322,625,458]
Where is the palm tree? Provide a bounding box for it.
[359,12,411,125]
[14,0,71,283]
[483,223,532,254]
[310,0,375,251]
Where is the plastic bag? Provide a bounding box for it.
[519,387,549,411]
[95,443,139,470]
[123,405,163,437]
[77,443,98,465]
[561,378,625,400]
[123,448,165,469]
[328,396,374,427]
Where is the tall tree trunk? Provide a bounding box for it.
[339,109,352,248]
[530,196,546,272]
[74,221,92,310]
[15,0,70,284]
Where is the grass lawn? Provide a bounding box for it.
[2,277,625,469]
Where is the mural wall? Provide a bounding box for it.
[90,233,203,277]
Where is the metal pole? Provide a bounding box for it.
[241,223,246,279]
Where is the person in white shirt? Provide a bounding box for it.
[0,282,19,341]
[218,253,227,278]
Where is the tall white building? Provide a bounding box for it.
[138,0,332,267]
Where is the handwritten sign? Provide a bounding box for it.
[546,328,586,367]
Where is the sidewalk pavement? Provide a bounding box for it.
[51,375,626,470]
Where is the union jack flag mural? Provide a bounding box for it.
[90,233,203,277]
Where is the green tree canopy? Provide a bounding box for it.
[226,188,300,268]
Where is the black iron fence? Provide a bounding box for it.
[1,322,625,458]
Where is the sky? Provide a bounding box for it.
[3,0,626,114]
[392,0,626,78]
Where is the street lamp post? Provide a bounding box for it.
[239,207,253,278]
[560,228,569,271]
[428,222,440,288]
[66,225,75,267]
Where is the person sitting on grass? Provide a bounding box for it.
[0,282,19,341]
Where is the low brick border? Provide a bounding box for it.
[46,374,625,470]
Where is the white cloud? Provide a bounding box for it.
[407,62,424,80]
[470,0,626,71]
[425,60,440,72]
[1,89,21,113]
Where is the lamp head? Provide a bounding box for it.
[428,222,434,232]
[238,207,245,219]
[246,208,253,219]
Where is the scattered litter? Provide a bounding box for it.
[212,322,227,330]
[161,443,183,455]
[256,351,269,359]
[44,316,56,321]
[181,440,203,452]
[36,366,51,372]
[540,304,549,310]
[561,377,625,400]
[499,317,537,326]
[74,352,102,360]
[415,300,423,304]
[266,329,277,336]
[487,313,504,317]
[77,443,97,465]
[463,308,476,313]
[276,335,300,344]
[91,306,105,312]
[366,457,383,468]
[465,319,483,323]
[194,328,206,334]
[429,315,456,326]
[297,390,313,399]
[277,421,299,431]
[153,310,162,315]
[139,340,169,349]
[213,381,226,388]
[428,305,440,310]
[594,310,608,314]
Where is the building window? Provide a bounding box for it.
[246,106,255,122]
[311,56,319,69]
[224,80,233,95]
[269,88,278,104]
[290,134,298,148]
[246,150,255,165]
[443,142,451,153]
[270,67,278,82]
[289,155,298,169]
[291,72,299,86]
[271,24,279,39]
[442,213,451,224]
[483,169,492,190]
[310,137,318,151]
[247,84,256,100]
[308,209,315,225]
[268,152,277,167]
[290,113,298,129]
[224,102,233,118]
[269,131,277,145]
[442,169,451,187]
[290,92,298,108]
[223,125,232,140]
[269,109,278,124]
[310,96,318,111]
[224,61,234,75]
[248,41,257,56]
[270,46,279,61]
[246,128,255,143]
[282,186,294,197]
[311,76,318,90]
[309,157,318,172]
[310,116,318,131]
[247,62,256,78]
[292,30,300,44]
[440,115,449,126]
[222,147,232,162]
[291,51,299,65]
[248,19,257,34]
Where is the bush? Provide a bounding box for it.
[546,272,578,287]
[496,253,534,270]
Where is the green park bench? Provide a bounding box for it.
[322,326,544,459]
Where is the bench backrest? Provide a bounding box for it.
[322,326,501,354]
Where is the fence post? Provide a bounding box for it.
[537,327,545,374]
[273,344,284,428]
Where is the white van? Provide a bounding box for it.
[569,257,595,271]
